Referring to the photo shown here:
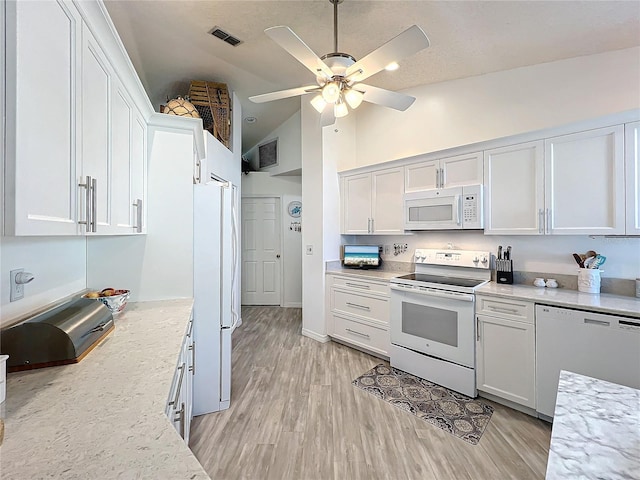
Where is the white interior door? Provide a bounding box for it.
[241,197,281,305]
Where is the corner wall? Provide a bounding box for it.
[244,111,302,175]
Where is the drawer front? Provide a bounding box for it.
[332,314,389,355]
[476,296,534,323]
[332,289,389,324]
[331,275,390,296]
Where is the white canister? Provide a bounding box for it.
[577,269,602,294]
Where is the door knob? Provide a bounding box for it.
[276,254,281,258]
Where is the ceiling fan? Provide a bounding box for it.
[249,0,430,126]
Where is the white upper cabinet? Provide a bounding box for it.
[4,1,148,236]
[545,126,625,235]
[625,121,640,235]
[404,152,482,193]
[4,0,82,235]
[484,141,545,235]
[485,126,626,235]
[341,167,404,235]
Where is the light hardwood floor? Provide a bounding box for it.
[190,307,552,480]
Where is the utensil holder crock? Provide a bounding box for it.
[577,268,601,294]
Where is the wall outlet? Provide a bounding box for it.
[306,245,313,255]
[383,244,391,255]
[10,269,24,302]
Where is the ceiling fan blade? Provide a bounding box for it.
[346,25,430,82]
[357,84,416,111]
[320,108,336,127]
[249,85,320,103]
[265,26,334,79]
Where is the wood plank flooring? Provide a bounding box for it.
[190,307,552,480]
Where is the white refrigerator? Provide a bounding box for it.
[192,179,240,415]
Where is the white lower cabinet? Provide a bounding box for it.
[476,296,536,409]
[327,274,390,356]
[167,316,194,444]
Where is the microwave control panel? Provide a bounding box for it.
[461,185,483,229]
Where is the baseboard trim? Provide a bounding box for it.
[477,390,540,419]
[302,328,330,343]
[283,302,302,308]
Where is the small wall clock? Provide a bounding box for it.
[287,201,302,218]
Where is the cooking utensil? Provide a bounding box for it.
[506,246,512,260]
[590,254,606,269]
[572,253,585,268]
[497,245,503,260]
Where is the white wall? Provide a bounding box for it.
[242,172,302,307]
[348,232,640,281]
[0,237,86,325]
[245,111,302,175]
[353,47,640,169]
[87,129,195,301]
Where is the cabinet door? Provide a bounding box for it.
[545,126,625,235]
[371,167,404,234]
[5,0,81,235]
[404,159,439,192]
[81,24,112,234]
[484,141,544,235]
[476,315,536,408]
[110,81,136,234]
[625,121,640,235]
[440,152,483,188]
[130,111,147,233]
[341,173,372,234]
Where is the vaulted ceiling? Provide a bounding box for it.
[104,0,640,152]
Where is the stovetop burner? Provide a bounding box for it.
[394,273,486,288]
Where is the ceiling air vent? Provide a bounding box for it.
[210,27,243,47]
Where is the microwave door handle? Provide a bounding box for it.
[456,195,462,226]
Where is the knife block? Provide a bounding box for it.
[496,259,513,284]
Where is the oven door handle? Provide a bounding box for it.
[390,284,474,302]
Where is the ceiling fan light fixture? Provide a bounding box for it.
[322,81,341,103]
[384,61,400,71]
[344,88,364,109]
[334,99,349,118]
[310,95,327,113]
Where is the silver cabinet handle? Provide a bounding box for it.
[346,302,371,311]
[346,328,370,339]
[132,199,143,232]
[538,209,544,234]
[488,306,519,314]
[78,176,92,232]
[435,168,440,188]
[90,177,97,232]
[186,319,193,338]
[189,341,195,375]
[477,316,480,341]
[345,282,370,289]
[174,402,186,439]
[546,208,551,233]
[370,217,374,233]
[194,160,202,184]
[440,168,445,188]
[168,363,185,407]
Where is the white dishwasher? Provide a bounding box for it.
[536,305,640,418]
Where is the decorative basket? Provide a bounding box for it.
[188,81,232,148]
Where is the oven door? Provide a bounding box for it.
[403,187,462,230]
[390,284,475,367]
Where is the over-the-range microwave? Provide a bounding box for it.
[403,185,483,230]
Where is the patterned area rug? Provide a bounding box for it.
[352,364,494,445]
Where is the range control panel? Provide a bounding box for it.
[414,248,491,269]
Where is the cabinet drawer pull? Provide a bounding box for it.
[440,168,444,188]
[90,177,97,232]
[346,328,370,339]
[538,209,544,234]
[346,302,370,311]
[584,318,610,327]
[345,282,370,290]
[174,402,186,439]
[189,341,196,375]
[168,363,185,407]
[132,199,143,232]
[488,306,519,314]
[435,168,440,189]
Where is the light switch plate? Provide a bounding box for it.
[10,269,24,302]
[305,245,313,255]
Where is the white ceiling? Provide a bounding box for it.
[104,0,640,152]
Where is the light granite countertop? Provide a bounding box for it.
[546,370,640,479]
[326,268,405,281]
[477,283,640,318]
[0,299,210,480]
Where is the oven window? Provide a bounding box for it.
[408,205,453,222]
[401,302,458,347]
